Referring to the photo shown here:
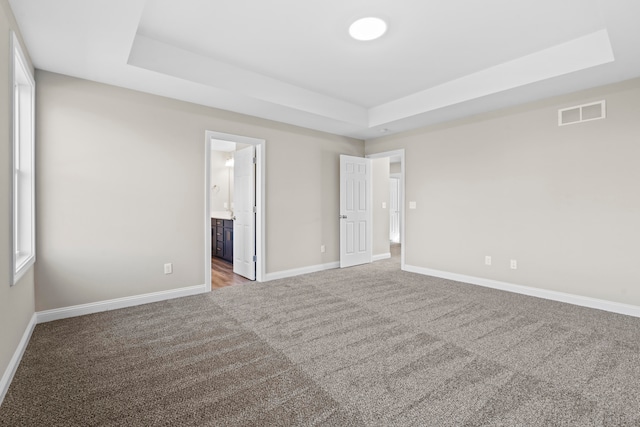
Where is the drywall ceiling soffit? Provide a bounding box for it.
[9,0,640,140]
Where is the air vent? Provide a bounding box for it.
[558,100,606,126]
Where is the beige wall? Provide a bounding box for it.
[372,158,390,257]
[390,162,401,175]
[267,124,363,271]
[366,78,640,307]
[0,0,36,394]
[210,150,232,214]
[35,71,363,311]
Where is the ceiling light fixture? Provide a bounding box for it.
[349,17,387,41]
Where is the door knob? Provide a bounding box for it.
[339,215,348,219]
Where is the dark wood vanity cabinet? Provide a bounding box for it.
[212,218,233,263]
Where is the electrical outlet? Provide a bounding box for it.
[510,259,517,270]
[485,256,491,266]
[164,263,173,274]
[320,245,326,253]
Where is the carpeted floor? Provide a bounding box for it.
[3,248,640,426]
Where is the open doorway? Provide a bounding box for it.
[367,150,405,269]
[204,131,265,291]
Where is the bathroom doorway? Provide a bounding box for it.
[204,131,265,291]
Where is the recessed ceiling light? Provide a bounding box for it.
[349,17,387,41]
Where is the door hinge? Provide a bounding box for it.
[252,157,257,164]
[252,255,257,262]
[253,206,257,213]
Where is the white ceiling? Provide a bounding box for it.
[9,0,640,139]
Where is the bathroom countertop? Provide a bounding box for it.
[211,211,233,220]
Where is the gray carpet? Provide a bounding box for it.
[3,251,640,426]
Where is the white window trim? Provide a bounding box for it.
[11,31,36,286]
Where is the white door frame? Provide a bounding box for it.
[204,130,266,291]
[366,149,405,270]
[389,173,401,243]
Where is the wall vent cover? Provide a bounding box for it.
[558,100,606,126]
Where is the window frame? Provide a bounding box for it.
[10,31,36,286]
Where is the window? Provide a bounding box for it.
[11,31,35,286]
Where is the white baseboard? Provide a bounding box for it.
[404,264,640,318]
[265,262,340,281]
[1,313,37,406]
[373,253,391,261]
[36,284,208,324]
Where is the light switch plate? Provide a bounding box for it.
[409,201,417,209]
[382,202,387,209]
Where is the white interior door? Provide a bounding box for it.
[389,177,400,243]
[340,155,372,268]
[233,146,256,280]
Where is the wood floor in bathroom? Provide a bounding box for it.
[211,256,251,290]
